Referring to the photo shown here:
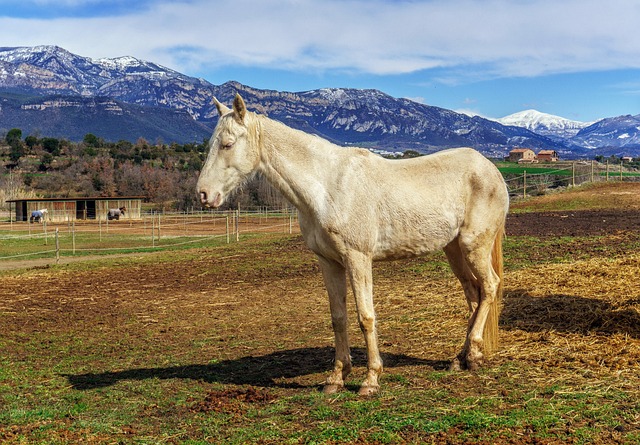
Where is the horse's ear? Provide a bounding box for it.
[213,97,231,116]
[233,93,246,123]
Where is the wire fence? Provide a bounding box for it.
[0,208,300,266]
[503,160,640,199]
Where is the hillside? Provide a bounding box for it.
[0,92,212,144]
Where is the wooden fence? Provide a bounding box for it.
[0,208,299,267]
[503,160,640,198]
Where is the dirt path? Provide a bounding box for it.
[0,252,159,271]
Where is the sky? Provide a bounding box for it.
[0,0,639,122]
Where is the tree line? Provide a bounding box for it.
[0,129,290,211]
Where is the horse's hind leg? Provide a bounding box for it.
[444,240,481,370]
[456,233,501,371]
[318,255,352,394]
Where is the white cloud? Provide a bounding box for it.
[1,0,639,82]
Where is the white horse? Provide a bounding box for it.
[30,208,48,223]
[197,94,509,396]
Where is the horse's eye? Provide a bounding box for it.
[219,140,234,150]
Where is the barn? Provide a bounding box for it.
[7,196,144,223]
[537,150,559,162]
[508,148,537,163]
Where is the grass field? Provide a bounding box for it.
[495,162,640,178]
[1,182,639,444]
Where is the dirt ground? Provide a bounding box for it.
[506,209,640,237]
[1,191,639,443]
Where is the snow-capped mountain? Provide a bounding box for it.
[0,45,561,152]
[0,45,638,156]
[0,45,193,95]
[572,114,640,153]
[496,109,592,139]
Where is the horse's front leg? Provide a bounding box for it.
[346,251,382,396]
[318,256,352,394]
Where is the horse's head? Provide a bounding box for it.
[197,94,260,208]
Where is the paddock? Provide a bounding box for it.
[0,208,638,443]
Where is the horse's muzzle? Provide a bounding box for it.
[199,191,223,208]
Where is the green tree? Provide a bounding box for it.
[5,128,22,145]
[39,153,54,171]
[402,150,421,158]
[7,128,25,163]
[9,143,25,163]
[42,137,61,156]
[25,135,38,150]
[83,133,99,148]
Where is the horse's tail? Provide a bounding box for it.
[483,224,504,355]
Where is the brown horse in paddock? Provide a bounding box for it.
[197,94,509,396]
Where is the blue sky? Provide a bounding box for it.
[0,0,639,122]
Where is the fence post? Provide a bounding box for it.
[523,170,527,198]
[44,220,48,245]
[72,221,76,255]
[55,228,60,264]
[620,161,623,181]
[606,160,610,181]
[152,212,155,247]
[235,209,240,242]
[591,160,595,183]
[572,162,576,187]
[226,213,230,243]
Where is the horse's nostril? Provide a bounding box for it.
[200,191,207,203]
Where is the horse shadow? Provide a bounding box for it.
[66,292,640,391]
[501,289,640,338]
[65,347,445,391]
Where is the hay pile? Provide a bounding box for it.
[372,253,639,392]
[499,254,640,398]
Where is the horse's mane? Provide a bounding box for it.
[246,112,263,149]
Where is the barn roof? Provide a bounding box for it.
[6,196,145,203]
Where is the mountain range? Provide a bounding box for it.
[1,45,639,157]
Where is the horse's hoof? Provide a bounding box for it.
[466,360,480,371]
[449,357,463,371]
[323,384,342,395]
[358,385,379,397]
[466,352,484,371]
